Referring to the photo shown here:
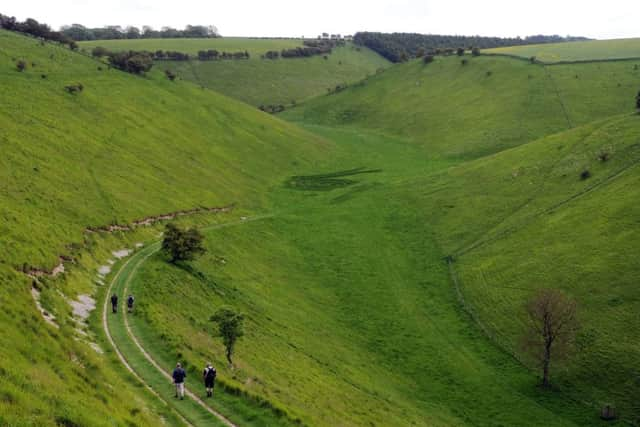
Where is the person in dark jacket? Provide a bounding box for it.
[127,294,135,313]
[110,294,118,313]
[202,363,216,397]
[172,363,186,399]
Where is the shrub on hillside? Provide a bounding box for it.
[91,46,110,58]
[472,47,481,56]
[108,51,153,74]
[636,90,640,112]
[162,223,206,263]
[461,59,468,66]
[165,69,177,81]
[529,56,537,64]
[259,104,285,114]
[580,170,591,180]
[456,47,465,56]
[16,60,26,72]
[423,54,434,64]
[64,83,84,94]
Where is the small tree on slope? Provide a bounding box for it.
[636,90,640,113]
[521,289,579,388]
[162,223,206,263]
[211,306,244,365]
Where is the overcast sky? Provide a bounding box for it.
[3,0,638,39]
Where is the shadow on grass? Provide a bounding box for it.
[284,167,382,191]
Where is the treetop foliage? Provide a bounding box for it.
[162,223,206,263]
[60,23,220,41]
[353,32,590,63]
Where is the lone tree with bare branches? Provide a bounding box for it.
[522,289,579,387]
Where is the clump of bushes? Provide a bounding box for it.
[64,83,84,94]
[580,170,591,180]
[108,51,153,74]
[472,47,481,56]
[598,151,610,162]
[16,60,27,72]
[486,70,493,77]
[423,55,434,64]
[259,105,285,114]
[461,59,468,66]
[529,56,536,64]
[165,69,177,81]
[456,47,465,56]
[262,50,280,60]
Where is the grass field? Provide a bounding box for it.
[3,27,640,426]
[485,38,640,63]
[166,44,390,106]
[283,54,640,159]
[129,125,616,426]
[79,37,304,57]
[0,28,325,426]
[79,37,391,107]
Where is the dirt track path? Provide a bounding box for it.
[101,215,273,427]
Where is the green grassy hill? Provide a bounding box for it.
[485,38,640,63]
[166,44,389,106]
[283,54,640,158]
[0,28,325,426]
[4,25,640,427]
[79,37,304,57]
[79,38,390,107]
[129,126,603,426]
[278,52,640,422]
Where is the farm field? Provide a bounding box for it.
[485,37,640,63]
[2,23,640,427]
[79,37,304,57]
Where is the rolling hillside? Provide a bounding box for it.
[79,38,391,106]
[79,37,304,57]
[0,28,326,426]
[485,37,640,63]
[283,54,640,158]
[278,50,640,423]
[3,24,640,427]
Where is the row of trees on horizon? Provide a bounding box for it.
[353,32,591,62]
[60,23,220,41]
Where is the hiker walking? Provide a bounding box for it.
[203,363,216,397]
[127,294,135,313]
[110,294,118,313]
[172,363,186,400]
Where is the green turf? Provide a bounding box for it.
[0,28,324,426]
[79,37,304,57]
[128,124,622,426]
[485,38,640,63]
[3,25,640,427]
[163,44,390,106]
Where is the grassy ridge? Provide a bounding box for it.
[419,115,640,419]
[485,38,640,63]
[0,29,325,269]
[284,55,640,159]
[0,29,325,425]
[166,45,390,106]
[130,125,610,426]
[79,37,304,57]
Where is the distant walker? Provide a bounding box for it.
[203,363,216,398]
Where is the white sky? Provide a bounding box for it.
[3,0,639,39]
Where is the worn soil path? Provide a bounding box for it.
[101,215,273,427]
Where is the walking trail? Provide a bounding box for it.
[101,215,273,427]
